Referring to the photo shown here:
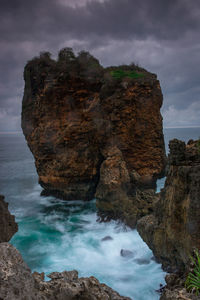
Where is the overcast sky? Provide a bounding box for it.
[1,0,200,131]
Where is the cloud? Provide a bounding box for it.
[163,101,200,128]
[0,0,200,131]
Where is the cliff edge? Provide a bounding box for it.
[21,48,166,226]
[138,139,200,272]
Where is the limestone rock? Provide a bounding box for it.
[0,243,131,300]
[0,243,40,300]
[21,49,166,217]
[159,273,199,300]
[138,139,200,272]
[0,195,18,242]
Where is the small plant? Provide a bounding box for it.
[110,69,144,79]
[185,250,200,295]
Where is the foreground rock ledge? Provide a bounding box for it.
[21,48,166,225]
[0,243,131,300]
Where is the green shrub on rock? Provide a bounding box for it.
[185,250,200,295]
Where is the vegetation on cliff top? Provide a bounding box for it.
[24,47,154,86]
[110,69,144,79]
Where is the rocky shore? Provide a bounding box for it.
[0,194,130,300]
[22,48,166,226]
[1,139,199,300]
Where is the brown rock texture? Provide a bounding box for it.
[137,139,200,272]
[0,243,131,300]
[21,49,166,223]
[0,195,18,242]
[159,273,199,300]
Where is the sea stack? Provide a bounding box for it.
[21,48,166,225]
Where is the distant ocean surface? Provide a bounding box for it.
[0,127,199,300]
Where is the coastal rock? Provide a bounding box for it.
[0,195,18,242]
[120,249,135,258]
[0,243,131,300]
[0,243,40,300]
[138,139,200,272]
[159,273,199,300]
[21,48,166,223]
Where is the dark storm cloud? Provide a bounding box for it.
[0,0,200,130]
[1,0,199,42]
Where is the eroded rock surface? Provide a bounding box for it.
[138,139,200,272]
[22,49,166,223]
[159,273,199,300]
[0,195,18,242]
[0,243,131,300]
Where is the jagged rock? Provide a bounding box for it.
[0,195,18,242]
[0,243,40,300]
[138,139,200,272]
[21,48,166,224]
[160,273,199,300]
[0,243,131,300]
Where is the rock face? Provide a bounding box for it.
[159,273,199,300]
[21,48,166,224]
[138,139,200,272]
[0,194,18,242]
[0,243,131,300]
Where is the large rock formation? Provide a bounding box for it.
[138,139,200,272]
[0,194,18,242]
[21,48,166,225]
[0,243,131,300]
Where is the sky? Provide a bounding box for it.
[1,0,200,131]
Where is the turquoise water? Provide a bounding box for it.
[0,127,199,299]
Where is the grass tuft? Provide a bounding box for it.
[185,250,200,295]
[110,69,144,79]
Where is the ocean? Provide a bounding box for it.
[0,127,199,300]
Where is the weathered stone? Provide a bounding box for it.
[0,243,131,300]
[21,49,166,223]
[0,243,40,300]
[160,273,199,300]
[138,139,200,272]
[0,195,18,242]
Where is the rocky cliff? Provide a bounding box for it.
[21,48,166,225]
[138,139,200,272]
[0,194,18,242]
